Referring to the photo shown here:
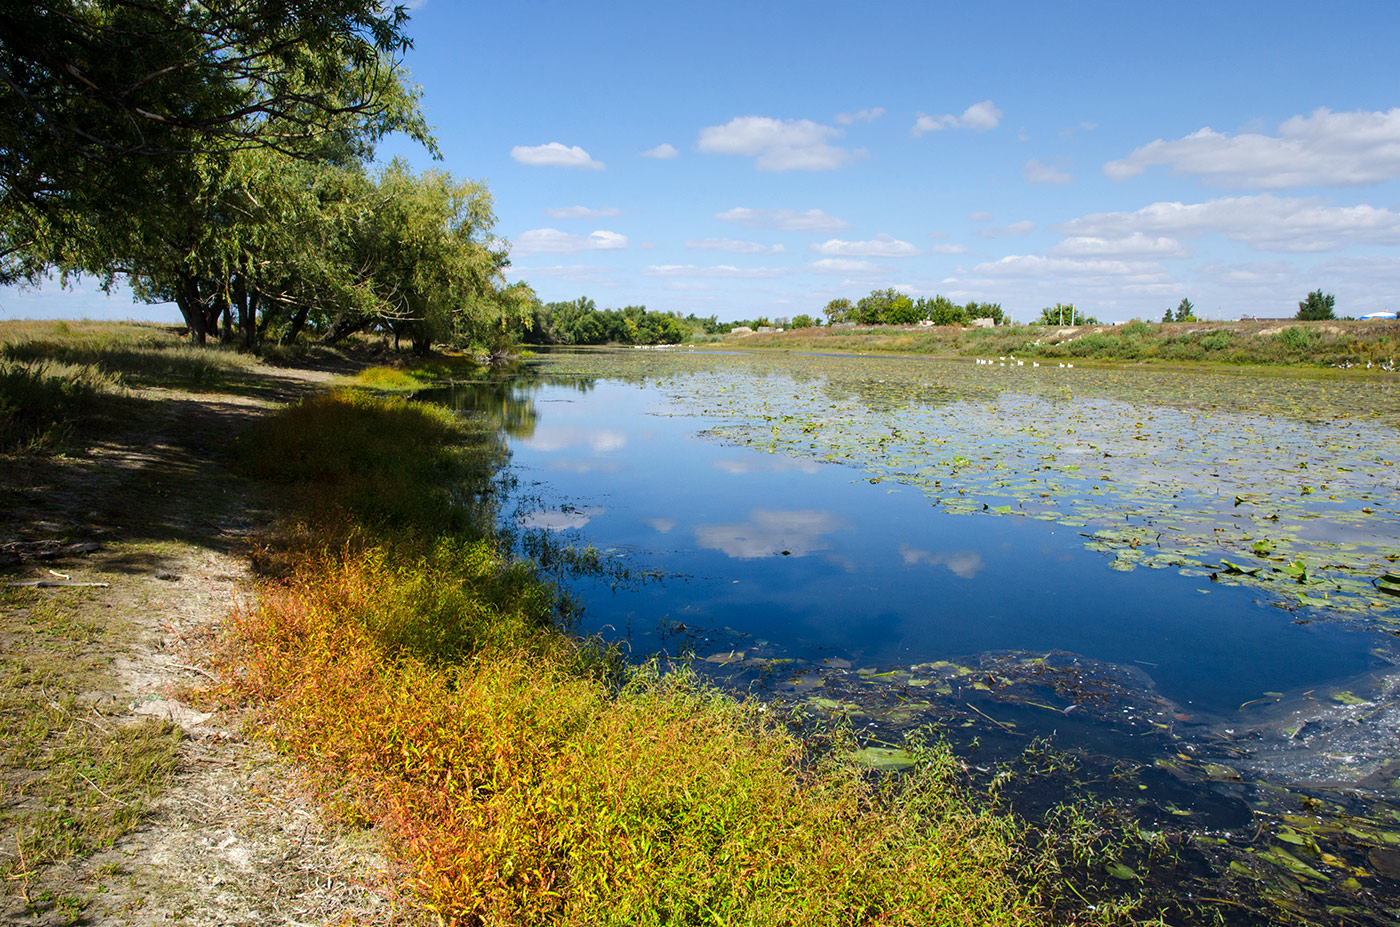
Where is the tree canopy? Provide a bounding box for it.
[1296,289,1336,321]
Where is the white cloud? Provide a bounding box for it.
[1024,159,1072,185]
[973,255,1166,280]
[807,258,883,274]
[976,220,1034,238]
[968,211,993,222]
[506,264,616,286]
[1104,108,1400,188]
[513,228,628,255]
[835,107,885,125]
[545,205,621,219]
[1059,194,1400,253]
[927,243,970,255]
[810,233,919,258]
[911,100,1002,136]
[1050,233,1191,259]
[1059,121,1098,138]
[641,264,788,279]
[697,116,861,171]
[686,238,786,254]
[640,142,678,159]
[715,207,849,232]
[510,142,604,170]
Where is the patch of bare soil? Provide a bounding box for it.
[1,364,418,926]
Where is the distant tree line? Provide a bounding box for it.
[820,289,1005,327]
[520,298,699,345]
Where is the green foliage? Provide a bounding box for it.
[1297,289,1336,321]
[790,314,815,329]
[1036,303,1096,326]
[524,298,690,346]
[822,297,853,324]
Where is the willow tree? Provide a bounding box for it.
[0,0,433,323]
[317,160,511,355]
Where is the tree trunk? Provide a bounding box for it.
[174,270,206,345]
[319,313,372,345]
[233,277,257,351]
[285,304,311,344]
[215,286,232,343]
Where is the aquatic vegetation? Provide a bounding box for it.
[532,349,1400,630]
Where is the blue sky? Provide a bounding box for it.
[5,0,1400,324]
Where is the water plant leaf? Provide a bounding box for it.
[1373,573,1400,597]
[1103,861,1139,881]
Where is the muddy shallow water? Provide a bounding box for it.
[423,348,1400,924]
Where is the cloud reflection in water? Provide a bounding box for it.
[523,425,627,454]
[900,543,986,579]
[519,507,606,531]
[696,509,845,559]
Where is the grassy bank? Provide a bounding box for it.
[223,389,1085,925]
[724,318,1400,368]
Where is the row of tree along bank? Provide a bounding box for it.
[0,1,530,355]
[726,318,1400,368]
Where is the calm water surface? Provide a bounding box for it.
[425,359,1391,721]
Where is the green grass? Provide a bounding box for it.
[0,588,181,920]
[224,391,1093,925]
[0,360,119,453]
[0,320,263,453]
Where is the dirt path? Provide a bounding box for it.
[1,364,415,925]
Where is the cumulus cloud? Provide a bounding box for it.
[973,255,1166,279]
[835,107,885,125]
[1024,159,1072,184]
[697,116,861,171]
[976,220,1034,238]
[927,243,970,255]
[510,142,604,169]
[1050,233,1191,259]
[810,233,919,258]
[1104,108,1400,188]
[715,206,849,231]
[807,258,883,274]
[546,205,621,219]
[640,142,678,159]
[513,228,628,255]
[911,100,1002,136]
[968,211,993,222]
[641,264,788,279]
[686,238,786,254]
[1058,194,1400,253]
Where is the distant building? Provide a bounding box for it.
[729,326,753,334]
[1362,311,1397,320]
[967,318,995,329]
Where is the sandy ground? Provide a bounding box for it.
[1,363,418,926]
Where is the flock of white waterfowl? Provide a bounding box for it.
[974,355,1073,368]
